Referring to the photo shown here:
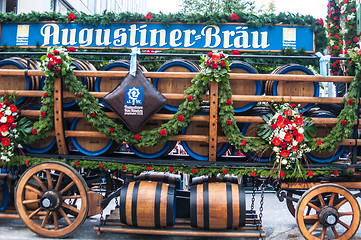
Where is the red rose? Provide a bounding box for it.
[226,99,232,105]
[53,50,59,55]
[211,54,220,62]
[178,115,184,121]
[74,161,79,166]
[134,134,141,141]
[222,169,227,174]
[99,163,104,168]
[145,13,152,20]
[89,113,96,118]
[219,53,225,59]
[187,95,193,101]
[109,128,114,133]
[230,13,239,21]
[348,99,354,105]
[296,133,304,142]
[76,93,83,98]
[272,137,281,146]
[25,159,29,166]
[54,68,61,74]
[334,34,339,38]
[207,52,213,57]
[308,170,313,177]
[67,47,76,52]
[220,60,226,67]
[68,13,76,21]
[192,168,197,174]
[280,149,290,158]
[333,45,338,50]
[43,93,48,98]
[3,101,9,106]
[241,140,246,146]
[354,36,359,43]
[212,62,218,69]
[1,137,10,147]
[352,8,356,12]
[47,53,53,59]
[47,64,52,70]
[160,129,167,136]
[40,112,46,118]
[250,171,256,177]
[342,120,348,125]
[231,50,239,55]
[317,140,322,146]
[123,165,127,170]
[147,166,152,171]
[226,120,232,125]
[280,142,287,148]
[333,170,339,175]
[206,60,211,67]
[31,128,37,134]
[11,124,16,129]
[316,18,324,27]
[345,0,349,3]
[169,167,174,172]
[292,130,298,136]
[280,172,285,178]
[56,58,62,64]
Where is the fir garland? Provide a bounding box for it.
[327,0,342,76]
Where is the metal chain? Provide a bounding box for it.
[258,180,266,227]
[250,177,256,212]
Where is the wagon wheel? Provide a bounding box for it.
[15,161,89,238]
[296,183,360,240]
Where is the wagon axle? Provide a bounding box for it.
[39,190,62,211]
[318,205,339,227]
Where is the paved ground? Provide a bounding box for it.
[0,192,361,240]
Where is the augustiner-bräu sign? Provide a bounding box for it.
[0,22,315,52]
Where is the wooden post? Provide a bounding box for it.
[53,77,68,155]
[209,81,218,162]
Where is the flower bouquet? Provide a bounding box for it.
[258,102,316,178]
[199,50,230,82]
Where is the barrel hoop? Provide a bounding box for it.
[203,183,209,230]
[154,182,162,227]
[164,173,169,183]
[190,185,197,228]
[131,181,140,227]
[239,187,246,227]
[167,184,176,226]
[226,182,233,229]
[120,183,128,224]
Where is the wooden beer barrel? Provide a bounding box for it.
[181,121,228,161]
[134,172,181,187]
[265,64,319,112]
[129,120,175,158]
[0,58,42,106]
[119,181,176,227]
[191,176,239,185]
[153,59,199,112]
[304,110,345,163]
[229,61,261,113]
[190,182,246,230]
[70,118,119,156]
[0,174,14,210]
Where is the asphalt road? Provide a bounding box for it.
[0,192,361,240]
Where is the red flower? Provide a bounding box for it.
[222,169,227,174]
[207,52,213,57]
[358,50,361,56]
[145,13,152,20]
[1,137,10,147]
[316,18,324,27]
[169,167,174,173]
[47,53,53,59]
[146,166,152,171]
[123,165,127,170]
[31,128,37,134]
[342,120,348,125]
[187,95,193,101]
[295,116,303,126]
[99,163,104,168]
[89,113,96,118]
[348,98,354,105]
[333,45,338,50]
[192,168,197,174]
[307,170,313,177]
[333,170,339,175]
[43,93,48,98]
[25,159,29,166]
[7,115,14,124]
[212,62,218,69]
[226,99,232,105]
[231,50,239,55]
[56,58,62,64]
[280,142,287,148]
[40,112,46,118]
[226,120,232,125]
[272,123,277,130]
[354,36,359,42]
[280,172,285,178]
[317,140,322,146]
[67,47,76,52]
[10,105,17,112]
[230,13,239,21]
[296,133,304,142]
[109,128,114,133]
[211,54,220,62]
[11,124,16,129]
[220,60,226,67]
[334,34,339,38]
[292,145,298,152]
[206,60,211,67]
[74,161,79,166]
[134,134,141,141]
[3,101,9,106]
[47,64,52,70]
[53,50,59,55]
[284,132,293,142]
[250,171,256,177]
[280,149,289,158]
[178,115,184,121]
[160,129,167,136]
[284,109,292,116]
[293,130,298,136]
[241,140,247,146]
[76,93,83,98]
[344,0,349,3]
[219,53,225,59]
[54,68,61,74]
[68,13,76,21]
[272,137,281,146]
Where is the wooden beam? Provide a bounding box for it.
[53,77,68,155]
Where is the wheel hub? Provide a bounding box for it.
[318,206,339,227]
[40,190,62,211]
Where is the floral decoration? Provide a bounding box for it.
[326,0,342,75]
[199,50,230,82]
[40,46,74,78]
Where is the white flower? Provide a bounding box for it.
[2,131,8,136]
[279,131,286,139]
[273,147,280,152]
[4,109,11,116]
[0,116,7,123]
[298,128,304,134]
[281,159,288,165]
[293,140,298,146]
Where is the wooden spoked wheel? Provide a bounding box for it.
[296,183,360,240]
[15,161,89,238]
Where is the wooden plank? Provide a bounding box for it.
[209,81,218,162]
[53,77,68,155]
[0,213,20,219]
[231,95,344,104]
[281,181,361,190]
